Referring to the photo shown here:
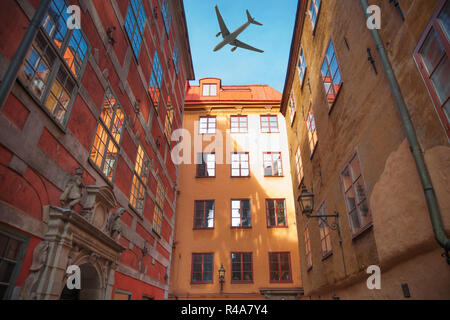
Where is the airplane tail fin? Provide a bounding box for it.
[246,10,263,26]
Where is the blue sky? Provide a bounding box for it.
[183,0,298,93]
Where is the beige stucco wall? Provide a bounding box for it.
[283,0,450,299]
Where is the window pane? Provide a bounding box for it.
[358,200,371,227]
[210,84,217,96]
[341,167,352,191]
[350,156,361,181]
[242,205,251,227]
[232,271,241,281]
[204,254,213,263]
[243,263,251,272]
[202,85,209,96]
[281,272,291,281]
[349,210,361,232]
[5,239,20,260]
[0,261,16,284]
[438,1,450,38]
[354,178,367,203]
[192,272,202,282]
[270,272,280,281]
[430,56,450,104]
[203,263,212,273]
[203,272,212,282]
[345,188,357,211]
[419,29,445,75]
[33,60,51,99]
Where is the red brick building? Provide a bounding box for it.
[0,0,194,300]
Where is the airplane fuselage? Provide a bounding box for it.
[213,21,251,52]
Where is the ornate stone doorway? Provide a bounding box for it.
[20,185,125,300]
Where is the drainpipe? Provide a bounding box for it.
[360,0,450,264]
[0,0,51,109]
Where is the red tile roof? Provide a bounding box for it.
[185,78,281,104]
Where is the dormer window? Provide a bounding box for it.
[202,84,217,96]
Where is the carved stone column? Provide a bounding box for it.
[34,207,75,300]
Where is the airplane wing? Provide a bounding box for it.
[215,6,230,38]
[232,39,264,53]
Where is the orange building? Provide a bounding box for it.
[168,78,303,300]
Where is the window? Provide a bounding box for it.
[199,116,216,134]
[129,146,150,215]
[260,115,279,133]
[0,229,28,300]
[196,153,216,177]
[149,51,163,110]
[230,115,248,133]
[306,105,318,155]
[194,200,214,229]
[172,43,180,75]
[41,0,88,78]
[124,0,146,58]
[266,199,287,227]
[164,98,174,142]
[202,84,217,96]
[309,0,321,30]
[263,152,283,177]
[341,153,371,236]
[152,178,165,235]
[321,40,342,109]
[90,88,125,181]
[298,48,307,85]
[161,0,171,35]
[19,0,89,126]
[318,203,332,258]
[295,146,304,185]
[113,289,132,300]
[414,0,450,137]
[191,253,213,283]
[269,252,292,282]
[231,199,251,228]
[304,227,312,270]
[288,92,297,125]
[44,66,76,124]
[231,152,249,177]
[231,253,253,282]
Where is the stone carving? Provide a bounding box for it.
[107,208,125,240]
[66,245,80,271]
[88,252,100,265]
[60,167,84,210]
[20,241,49,300]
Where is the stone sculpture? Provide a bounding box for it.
[107,208,125,240]
[60,167,84,210]
[20,241,49,300]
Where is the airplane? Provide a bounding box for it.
[213,5,264,53]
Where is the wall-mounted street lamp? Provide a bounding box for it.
[297,185,342,243]
[218,264,225,293]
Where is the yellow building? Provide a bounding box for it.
[169,78,303,299]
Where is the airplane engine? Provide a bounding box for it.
[216,32,221,37]
[231,46,237,52]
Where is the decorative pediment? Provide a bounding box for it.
[81,185,118,231]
